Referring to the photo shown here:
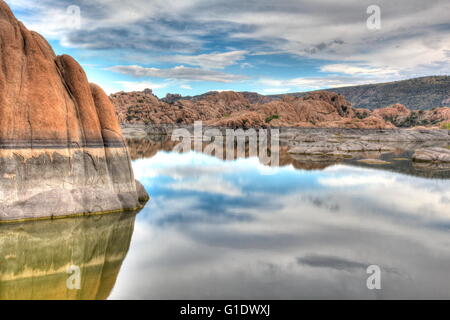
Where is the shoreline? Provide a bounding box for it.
[122,124,450,178]
[122,123,450,139]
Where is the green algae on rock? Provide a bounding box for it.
[0,212,137,300]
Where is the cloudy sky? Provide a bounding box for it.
[8,0,450,96]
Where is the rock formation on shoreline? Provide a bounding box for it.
[111,89,450,129]
[412,148,450,163]
[122,127,450,179]
[0,1,148,221]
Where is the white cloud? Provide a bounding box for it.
[318,175,395,187]
[180,84,193,90]
[318,168,450,220]
[132,151,246,181]
[9,0,450,85]
[160,51,248,69]
[258,76,383,91]
[115,81,168,92]
[320,64,399,77]
[262,88,291,94]
[109,65,248,83]
[169,176,243,197]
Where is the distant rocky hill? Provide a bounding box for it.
[271,76,450,110]
[157,76,450,110]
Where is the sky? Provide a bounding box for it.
[7,0,450,97]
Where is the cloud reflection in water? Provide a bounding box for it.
[110,151,450,299]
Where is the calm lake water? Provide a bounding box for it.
[1,138,449,300]
[108,141,450,300]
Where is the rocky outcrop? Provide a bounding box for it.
[207,110,267,128]
[313,115,396,129]
[111,90,252,125]
[412,147,450,163]
[372,103,411,125]
[419,108,450,126]
[113,89,398,129]
[112,87,450,129]
[371,104,450,127]
[208,91,394,128]
[161,93,183,104]
[0,1,148,221]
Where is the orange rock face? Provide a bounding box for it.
[0,1,148,221]
[370,104,450,127]
[423,107,450,124]
[0,1,119,145]
[112,89,397,129]
[318,115,396,129]
[112,86,450,129]
[111,89,253,125]
[372,103,411,118]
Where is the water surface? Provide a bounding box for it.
[109,141,450,299]
[1,138,449,300]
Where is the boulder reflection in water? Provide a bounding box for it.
[0,212,138,300]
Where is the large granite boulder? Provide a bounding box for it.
[0,1,148,221]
